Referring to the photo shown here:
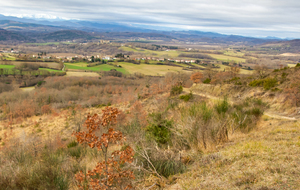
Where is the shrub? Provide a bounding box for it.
[170,85,183,96]
[249,79,264,87]
[249,78,277,90]
[231,98,266,132]
[146,112,172,145]
[263,78,277,90]
[73,107,135,189]
[37,81,45,87]
[179,92,193,102]
[190,72,203,84]
[203,78,211,84]
[67,140,78,148]
[151,159,186,178]
[67,146,84,159]
[177,102,227,150]
[215,97,229,115]
[247,107,263,117]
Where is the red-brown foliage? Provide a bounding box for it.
[211,71,232,84]
[41,105,52,114]
[190,72,203,84]
[73,107,134,189]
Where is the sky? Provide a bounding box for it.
[1,0,300,38]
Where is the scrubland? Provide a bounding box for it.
[0,55,300,190]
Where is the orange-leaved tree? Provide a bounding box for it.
[190,72,203,84]
[73,107,135,189]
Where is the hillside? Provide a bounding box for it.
[0,20,65,32]
[0,64,300,189]
[0,15,283,44]
[41,30,95,41]
[0,28,28,41]
[260,39,300,53]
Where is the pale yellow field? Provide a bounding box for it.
[120,47,181,58]
[119,62,188,75]
[20,87,35,91]
[288,64,296,67]
[224,50,245,57]
[208,54,246,62]
[65,71,100,77]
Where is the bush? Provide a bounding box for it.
[249,79,265,87]
[247,107,263,117]
[179,92,193,102]
[151,159,186,178]
[190,72,203,84]
[170,85,183,96]
[263,78,277,90]
[67,140,78,148]
[249,78,277,90]
[203,78,211,84]
[215,97,229,115]
[37,81,45,87]
[146,113,172,145]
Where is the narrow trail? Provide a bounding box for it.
[183,88,297,121]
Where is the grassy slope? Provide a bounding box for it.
[177,117,300,189]
[2,54,16,60]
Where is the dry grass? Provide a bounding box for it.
[65,71,100,77]
[119,62,187,76]
[175,118,300,189]
[20,87,35,92]
[207,54,246,62]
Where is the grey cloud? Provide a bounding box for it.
[1,0,300,37]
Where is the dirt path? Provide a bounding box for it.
[183,88,297,121]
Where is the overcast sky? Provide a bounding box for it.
[1,0,300,38]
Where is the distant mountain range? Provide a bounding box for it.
[0,14,290,44]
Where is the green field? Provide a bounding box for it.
[64,63,128,74]
[0,65,15,69]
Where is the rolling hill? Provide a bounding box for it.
[0,20,66,33]
[41,30,94,41]
[0,15,288,44]
[0,28,28,41]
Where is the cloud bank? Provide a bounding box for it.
[1,0,300,38]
